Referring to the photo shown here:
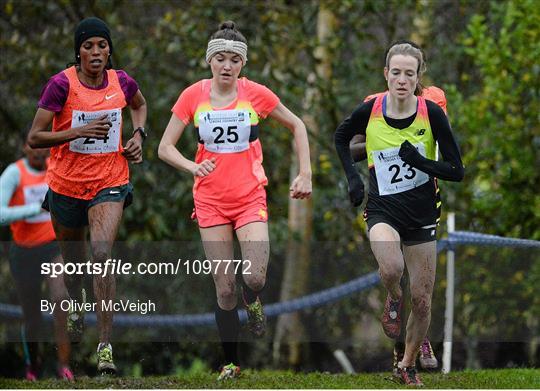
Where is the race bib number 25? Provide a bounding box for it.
[69,109,121,154]
[198,109,251,153]
[373,143,429,195]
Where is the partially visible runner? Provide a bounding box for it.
[335,41,464,386]
[0,130,73,381]
[27,17,147,375]
[159,21,312,380]
[351,84,447,374]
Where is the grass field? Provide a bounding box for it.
[0,368,539,389]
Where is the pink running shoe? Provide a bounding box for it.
[418,338,438,369]
[25,366,38,381]
[58,365,75,381]
[396,365,424,387]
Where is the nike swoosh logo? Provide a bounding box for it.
[105,93,118,100]
[109,190,120,194]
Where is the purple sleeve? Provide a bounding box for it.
[116,70,139,105]
[38,72,69,112]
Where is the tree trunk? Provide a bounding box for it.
[272,2,337,368]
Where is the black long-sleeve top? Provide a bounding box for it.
[334,98,464,227]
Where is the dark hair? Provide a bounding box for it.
[385,39,426,95]
[210,21,247,44]
[71,17,113,69]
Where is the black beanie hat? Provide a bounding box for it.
[74,17,113,62]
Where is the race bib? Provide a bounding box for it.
[69,109,121,154]
[372,143,429,195]
[198,109,251,153]
[23,183,50,223]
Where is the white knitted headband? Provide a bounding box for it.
[206,39,248,64]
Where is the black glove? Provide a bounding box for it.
[398,140,422,165]
[347,175,365,207]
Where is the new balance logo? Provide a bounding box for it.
[416,129,426,136]
[105,93,118,100]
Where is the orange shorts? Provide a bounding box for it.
[193,191,268,230]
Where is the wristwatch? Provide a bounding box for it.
[133,126,147,141]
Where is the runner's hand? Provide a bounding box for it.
[290,174,312,199]
[73,114,111,139]
[123,137,143,163]
[191,158,216,177]
[398,140,422,165]
[348,175,365,207]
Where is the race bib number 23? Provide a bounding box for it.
[373,143,429,195]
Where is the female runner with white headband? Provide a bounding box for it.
[159,21,312,380]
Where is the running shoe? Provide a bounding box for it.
[67,288,86,343]
[217,363,240,380]
[396,365,424,387]
[25,365,38,381]
[381,294,402,339]
[392,343,405,377]
[418,338,438,369]
[97,343,117,375]
[57,365,74,381]
[245,297,266,338]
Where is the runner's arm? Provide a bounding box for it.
[334,101,371,181]
[0,164,42,225]
[350,134,367,162]
[158,114,216,177]
[128,89,147,143]
[399,102,464,181]
[123,90,147,163]
[28,108,111,148]
[268,102,312,198]
[334,101,372,206]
